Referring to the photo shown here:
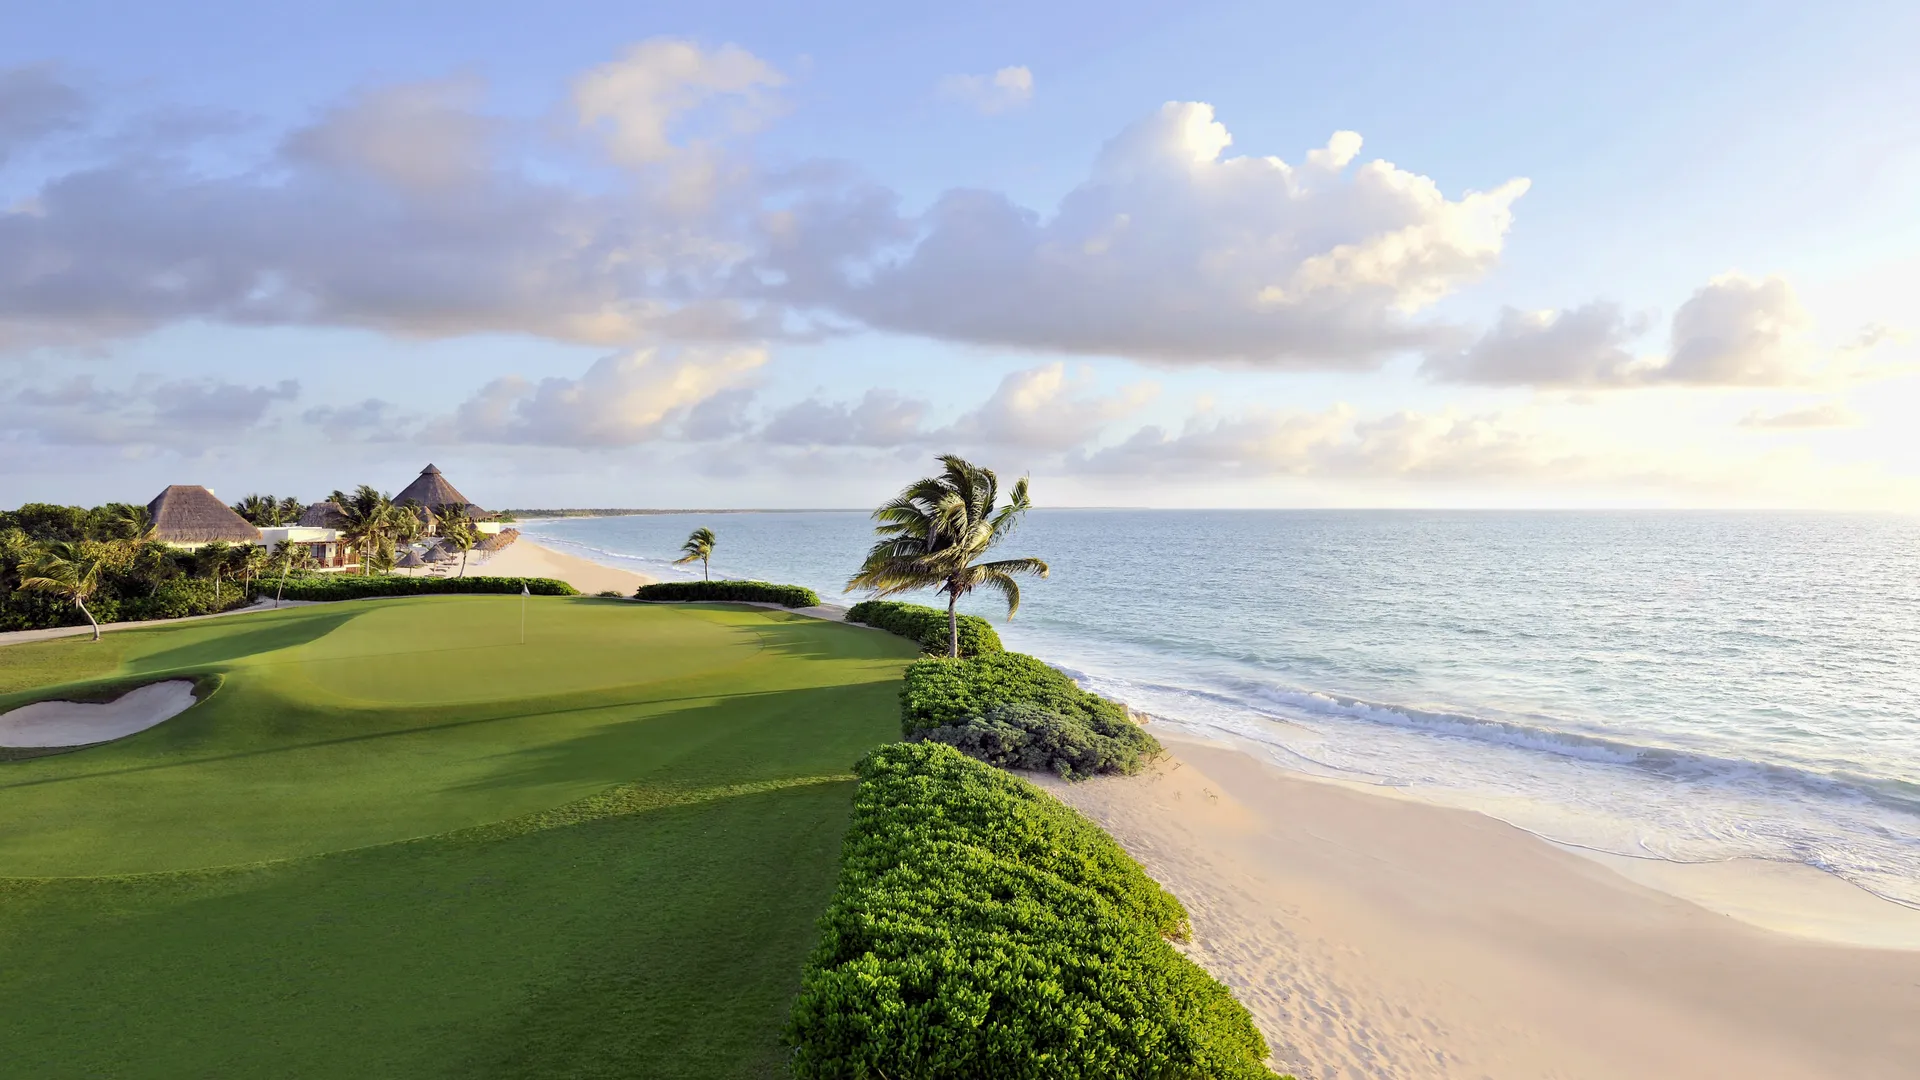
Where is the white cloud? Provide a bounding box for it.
[0,41,786,352]
[1738,401,1862,429]
[937,67,1034,114]
[762,389,929,447]
[777,104,1530,367]
[435,344,765,447]
[1429,274,1901,388]
[0,64,87,164]
[946,363,1157,449]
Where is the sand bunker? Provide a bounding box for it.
[0,680,198,747]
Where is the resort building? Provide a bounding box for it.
[258,500,357,570]
[146,485,263,550]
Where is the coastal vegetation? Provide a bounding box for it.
[1,504,257,632]
[674,526,718,580]
[845,599,1003,656]
[273,575,577,601]
[635,580,821,607]
[848,455,1050,658]
[0,596,917,1077]
[901,652,1160,778]
[786,741,1273,1079]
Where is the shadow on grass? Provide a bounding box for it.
[124,608,362,674]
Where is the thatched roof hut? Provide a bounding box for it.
[394,550,427,570]
[297,501,351,529]
[394,464,487,517]
[147,485,263,546]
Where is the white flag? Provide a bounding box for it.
[521,584,530,597]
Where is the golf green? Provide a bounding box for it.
[0,596,917,1078]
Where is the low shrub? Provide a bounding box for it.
[844,599,1002,656]
[633,580,820,608]
[917,701,1157,779]
[274,575,578,601]
[899,652,1159,777]
[786,741,1275,1080]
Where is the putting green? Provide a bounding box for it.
[0,596,917,1078]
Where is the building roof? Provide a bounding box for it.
[394,463,487,516]
[297,501,351,529]
[394,550,427,569]
[147,485,264,545]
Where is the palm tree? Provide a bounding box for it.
[277,495,304,525]
[444,523,477,578]
[847,454,1050,658]
[271,540,313,607]
[20,541,112,641]
[331,486,396,575]
[237,545,271,599]
[232,493,278,525]
[674,527,717,581]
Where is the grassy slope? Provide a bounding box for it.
[0,597,915,1079]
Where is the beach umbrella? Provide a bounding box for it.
[394,550,427,576]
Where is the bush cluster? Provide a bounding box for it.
[900,652,1160,778]
[633,580,820,607]
[844,599,1003,656]
[274,575,578,601]
[786,741,1275,1080]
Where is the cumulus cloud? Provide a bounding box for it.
[937,67,1034,113]
[775,104,1529,366]
[0,65,86,163]
[1428,274,1896,388]
[303,398,410,440]
[432,344,765,446]
[0,41,786,352]
[5,373,298,448]
[762,389,930,447]
[1738,401,1862,430]
[946,363,1156,449]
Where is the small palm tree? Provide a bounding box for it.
[437,505,477,578]
[237,545,270,599]
[277,495,304,525]
[674,527,717,580]
[20,541,112,641]
[232,493,277,525]
[847,454,1050,657]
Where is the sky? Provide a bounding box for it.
[2,0,1917,510]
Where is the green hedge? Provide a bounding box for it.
[273,575,578,601]
[845,600,1003,656]
[633,580,820,607]
[0,578,254,632]
[787,742,1275,1079]
[900,652,1159,777]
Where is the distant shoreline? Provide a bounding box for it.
[502,508,865,518]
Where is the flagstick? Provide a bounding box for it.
[520,583,529,645]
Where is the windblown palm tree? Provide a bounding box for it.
[277,495,304,525]
[847,454,1050,658]
[674,527,717,581]
[232,493,278,526]
[20,541,112,641]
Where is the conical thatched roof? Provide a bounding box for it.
[395,550,427,569]
[297,500,350,529]
[147,486,262,545]
[394,464,486,516]
[423,541,454,562]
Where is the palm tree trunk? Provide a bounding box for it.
[459,550,468,579]
[703,556,710,581]
[78,598,99,642]
[276,563,289,608]
[946,587,960,658]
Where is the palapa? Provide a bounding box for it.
[393,464,487,517]
[146,486,263,545]
[473,527,520,554]
[297,501,351,529]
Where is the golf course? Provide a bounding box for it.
[0,595,918,1078]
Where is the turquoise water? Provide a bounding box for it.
[522,510,1920,907]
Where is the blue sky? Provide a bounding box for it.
[3,0,1916,509]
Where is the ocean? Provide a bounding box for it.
[520,509,1920,909]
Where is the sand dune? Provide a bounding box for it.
[1039,732,1920,1080]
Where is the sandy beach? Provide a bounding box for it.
[469,538,656,595]
[1039,731,1920,1080]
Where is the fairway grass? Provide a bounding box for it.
[0,597,917,1078]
